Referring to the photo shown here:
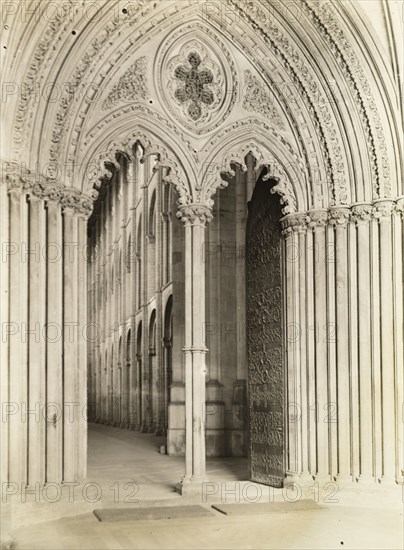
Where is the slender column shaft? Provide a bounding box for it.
[298,228,309,478]
[207,196,220,382]
[284,228,298,476]
[376,202,395,481]
[45,201,63,483]
[183,223,193,479]
[0,183,10,486]
[311,212,329,478]
[63,210,78,482]
[27,195,46,485]
[331,210,351,479]
[191,223,207,478]
[353,205,373,480]
[348,219,359,479]
[77,216,87,478]
[326,221,337,480]
[370,216,382,480]
[178,204,211,490]
[305,228,316,477]
[8,189,28,484]
[392,200,403,483]
[235,168,247,382]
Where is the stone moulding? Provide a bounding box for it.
[229,0,347,206]
[301,0,391,198]
[84,133,192,208]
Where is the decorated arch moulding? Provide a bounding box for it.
[222,0,353,206]
[56,9,328,206]
[17,1,343,207]
[83,131,192,208]
[154,21,238,136]
[301,0,392,198]
[46,5,316,186]
[12,0,157,163]
[199,119,309,213]
[46,5,209,171]
[229,0,392,199]
[11,0,395,206]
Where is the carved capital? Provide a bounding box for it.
[395,197,404,217]
[351,203,373,225]
[307,209,328,229]
[5,173,25,193]
[176,203,213,227]
[373,199,394,221]
[328,207,350,226]
[281,213,308,236]
[5,170,94,218]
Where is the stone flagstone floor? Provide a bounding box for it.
[6,423,403,550]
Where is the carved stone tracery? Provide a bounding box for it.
[243,71,285,130]
[102,57,148,111]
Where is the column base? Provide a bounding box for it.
[355,474,378,485]
[176,476,209,497]
[0,535,13,550]
[377,476,401,487]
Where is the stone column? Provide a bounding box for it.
[305,218,316,478]
[205,196,225,457]
[329,207,351,481]
[45,200,63,483]
[282,215,301,480]
[308,210,330,480]
[62,207,79,482]
[0,180,10,487]
[141,157,150,432]
[7,185,28,484]
[282,213,309,482]
[176,203,212,494]
[27,194,46,486]
[374,200,395,482]
[76,214,88,479]
[393,198,403,484]
[129,150,140,430]
[231,166,247,456]
[351,204,373,482]
[297,219,311,482]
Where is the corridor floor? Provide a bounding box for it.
[8,423,403,550]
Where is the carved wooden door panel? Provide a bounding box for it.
[246,178,285,487]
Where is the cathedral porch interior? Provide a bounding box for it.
[1,0,403,548]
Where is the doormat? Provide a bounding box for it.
[94,505,214,522]
[212,500,323,516]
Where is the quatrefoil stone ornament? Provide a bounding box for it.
[156,30,236,134]
[173,52,215,121]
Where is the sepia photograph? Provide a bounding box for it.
[0,0,403,548]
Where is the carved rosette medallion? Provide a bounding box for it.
[173,51,216,122]
[155,25,237,134]
[167,42,222,128]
